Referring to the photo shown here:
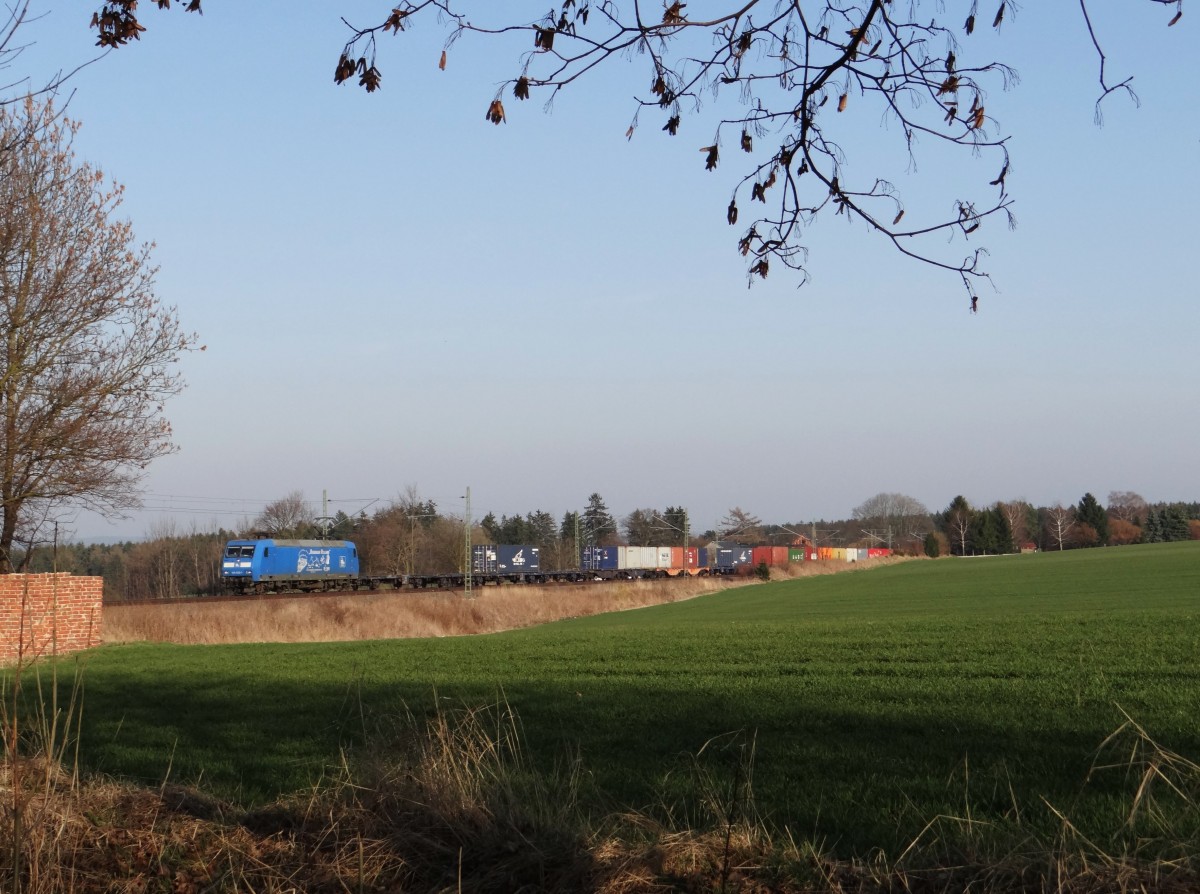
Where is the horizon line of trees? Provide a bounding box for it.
[13,489,1199,600]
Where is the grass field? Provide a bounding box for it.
[46,542,1200,858]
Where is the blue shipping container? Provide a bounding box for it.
[600,547,619,570]
[715,547,754,569]
[474,544,540,574]
[472,544,497,574]
[496,544,539,573]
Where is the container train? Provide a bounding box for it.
[221,536,893,595]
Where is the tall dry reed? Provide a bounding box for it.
[5,692,1199,893]
[103,575,756,645]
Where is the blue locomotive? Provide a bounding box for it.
[221,539,360,594]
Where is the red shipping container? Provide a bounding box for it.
[867,548,890,558]
[751,546,772,567]
[667,547,700,573]
[771,546,789,566]
[670,546,683,570]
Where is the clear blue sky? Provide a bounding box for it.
[14,3,1199,540]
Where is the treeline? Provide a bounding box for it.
[865,492,1200,558]
[12,490,1198,601]
[18,529,233,602]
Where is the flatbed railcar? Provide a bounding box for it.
[220,536,882,595]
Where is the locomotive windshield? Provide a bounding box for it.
[224,545,256,558]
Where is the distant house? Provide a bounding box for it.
[1020,541,1038,554]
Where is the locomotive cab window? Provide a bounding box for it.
[240,546,255,558]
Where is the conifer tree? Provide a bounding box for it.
[1075,493,1109,546]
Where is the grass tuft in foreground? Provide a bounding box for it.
[5,697,1200,892]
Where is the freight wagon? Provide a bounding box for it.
[220,535,894,595]
[580,545,737,579]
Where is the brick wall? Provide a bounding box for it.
[0,574,104,665]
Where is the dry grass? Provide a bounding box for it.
[5,694,1199,893]
[103,558,908,646]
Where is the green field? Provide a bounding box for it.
[47,542,1200,855]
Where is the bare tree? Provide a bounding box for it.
[852,492,929,549]
[944,495,973,556]
[356,486,444,575]
[1044,504,1075,552]
[92,2,1184,302]
[0,98,197,572]
[1107,490,1148,524]
[719,506,762,544]
[999,498,1033,548]
[2,3,96,118]
[253,491,315,539]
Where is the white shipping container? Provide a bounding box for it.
[618,546,657,570]
[656,547,673,568]
[628,546,656,569]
